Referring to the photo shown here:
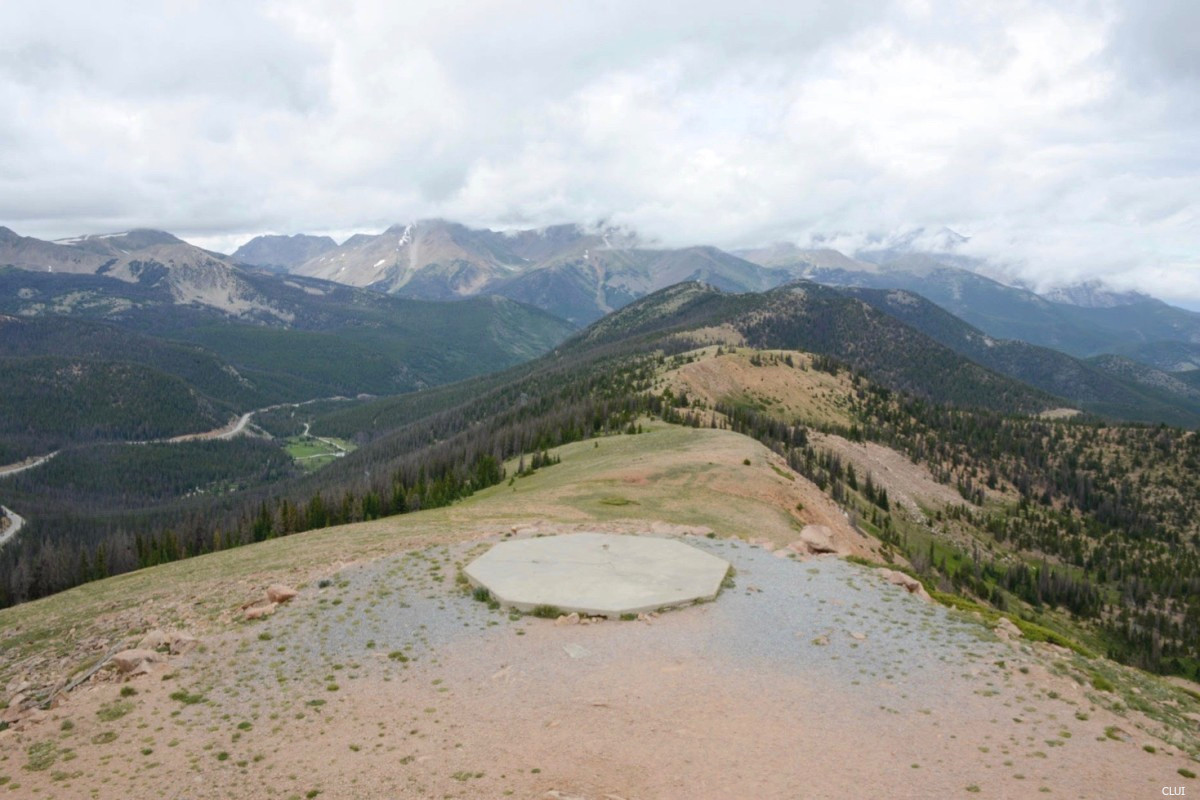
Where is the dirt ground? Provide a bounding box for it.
[1,425,1196,799]
[3,537,1193,800]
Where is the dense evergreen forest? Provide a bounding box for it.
[0,356,228,462]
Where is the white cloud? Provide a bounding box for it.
[1,0,1198,304]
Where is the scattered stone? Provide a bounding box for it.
[545,792,588,800]
[244,603,277,620]
[555,612,581,627]
[811,635,830,646]
[266,584,298,604]
[111,649,161,674]
[849,631,867,641]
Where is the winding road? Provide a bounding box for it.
[0,394,357,549]
[0,451,60,478]
[0,506,25,550]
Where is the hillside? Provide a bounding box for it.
[0,424,1196,799]
[572,281,1056,414]
[0,267,575,399]
[5,275,1200,692]
[839,287,1200,427]
[740,246,1200,362]
[0,356,228,463]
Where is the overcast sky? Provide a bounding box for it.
[2,0,1198,305]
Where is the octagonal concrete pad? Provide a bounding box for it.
[465,533,731,617]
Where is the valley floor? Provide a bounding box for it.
[0,426,1196,798]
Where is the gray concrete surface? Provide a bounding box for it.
[464,533,731,617]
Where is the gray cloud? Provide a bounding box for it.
[1,0,1197,305]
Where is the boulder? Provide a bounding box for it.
[787,525,844,556]
[554,612,580,627]
[136,629,170,651]
[876,568,933,602]
[244,603,277,620]
[0,703,25,724]
[111,649,160,674]
[994,617,1023,639]
[266,584,298,604]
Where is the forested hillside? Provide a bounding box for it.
[839,287,1200,427]
[0,356,228,462]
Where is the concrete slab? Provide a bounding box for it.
[464,533,731,618]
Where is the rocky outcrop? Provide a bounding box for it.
[111,649,161,674]
[875,568,932,602]
[266,584,298,604]
[244,603,277,620]
[994,617,1023,640]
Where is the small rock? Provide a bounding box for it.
[811,635,830,646]
[555,612,580,626]
[111,649,160,674]
[266,584,298,604]
[244,603,277,620]
[849,631,867,641]
[545,791,588,800]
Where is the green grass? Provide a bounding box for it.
[529,605,562,619]
[96,700,134,721]
[168,690,205,705]
[24,741,58,771]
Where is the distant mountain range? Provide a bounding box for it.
[233,220,787,325]
[738,242,1200,369]
[228,220,1200,372]
[5,220,1200,427]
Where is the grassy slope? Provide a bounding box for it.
[0,424,837,673]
